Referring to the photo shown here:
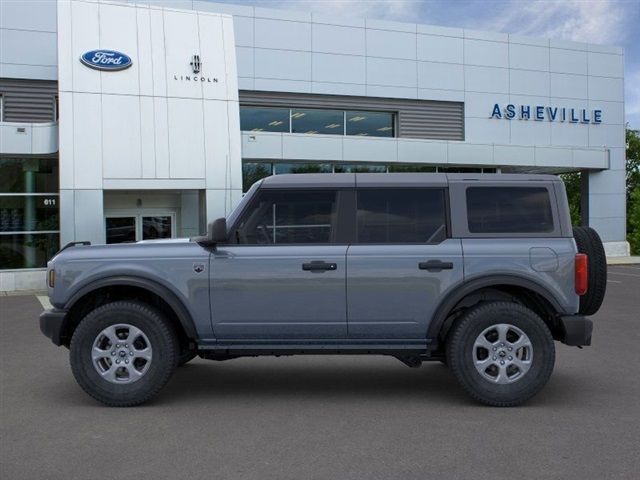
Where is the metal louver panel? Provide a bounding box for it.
[239,90,464,141]
[0,79,57,123]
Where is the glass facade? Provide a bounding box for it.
[240,106,395,138]
[0,157,60,269]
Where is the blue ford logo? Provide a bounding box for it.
[80,50,132,71]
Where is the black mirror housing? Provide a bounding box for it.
[209,217,228,243]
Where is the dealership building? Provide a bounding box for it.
[0,0,628,290]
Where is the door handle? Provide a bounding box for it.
[302,261,337,272]
[418,260,454,272]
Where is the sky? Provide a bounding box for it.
[214,0,640,129]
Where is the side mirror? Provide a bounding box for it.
[208,217,228,244]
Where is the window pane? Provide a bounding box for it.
[0,158,59,193]
[242,163,272,192]
[334,164,387,173]
[346,111,394,137]
[440,167,482,173]
[240,107,289,132]
[236,190,337,244]
[357,189,446,243]
[388,164,437,173]
[0,233,59,269]
[274,163,332,174]
[0,196,59,232]
[143,216,172,240]
[106,217,136,244]
[291,109,343,135]
[466,187,554,233]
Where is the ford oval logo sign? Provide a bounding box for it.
[80,50,132,71]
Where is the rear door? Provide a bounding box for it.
[346,187,463,339]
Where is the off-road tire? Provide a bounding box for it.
[446,302,555,407]
[70,301,178,407]
[573,226,607,315]
[177,350,197,367]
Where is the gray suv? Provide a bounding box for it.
[40,173,606,407]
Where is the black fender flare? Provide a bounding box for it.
[64,275,198,339]
[426,274,564,343]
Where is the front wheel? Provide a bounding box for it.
[446,302,555,407]
[70,301,179,407]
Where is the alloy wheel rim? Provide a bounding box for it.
[91,324,153,384]
[472,323,533,384]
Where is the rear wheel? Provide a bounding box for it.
[573,226,607,315]
[70,301,178,407]
[446,301,555,407]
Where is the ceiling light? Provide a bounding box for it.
[251,128,264,132]
[306,130,318,134]
[349,116,366,122]
[268,120,283,126]
[377,127,392,131]
[324,123,341,129]
[291,112,306,118]
[356,132,369,136]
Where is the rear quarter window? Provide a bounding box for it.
[466,187,554,233]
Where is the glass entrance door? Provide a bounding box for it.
[105,213,175,244]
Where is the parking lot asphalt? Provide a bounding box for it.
[2,266,640,480]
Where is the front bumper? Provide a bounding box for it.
[559,315,593,346]
[39,308,67,346]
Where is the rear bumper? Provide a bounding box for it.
[39,308,67,346]
[559,315,593,346]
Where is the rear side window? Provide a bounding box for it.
[466,187,554,233]
[356,189,447,243]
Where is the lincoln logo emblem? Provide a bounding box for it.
[190,54,201,74]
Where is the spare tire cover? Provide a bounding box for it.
[573,226,607,315]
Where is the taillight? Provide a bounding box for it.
[575,253,588,295]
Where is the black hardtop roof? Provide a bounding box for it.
[259,172,559,188]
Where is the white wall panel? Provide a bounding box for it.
[102,94,142,179]
[397,140,447,164]
[510,119,551,146]
[99,3,139,96]
[283,135,342,161]
[465,118,510,144]
[588,76,624,102]
[509,44,548,71]
[153,97,170,178]
[72,93,102,189]
[534,147,572,167]
[417,62,463,91]
[312,24,365,56]
[231,15,254,47]
[254,18,311,51]
[139,96,155,178]
[465,92,508,118]
[313,53,365,84]
[464,39,508,67]
[550,48,587,75]
[343,137,397,162]
[510,69,549,97]
[312,82,365,96]
[203,99,230,189]
[447,143,492,164]
[254,49,311,81]
[587,52,623,78]
[149,8,167,97]
[550,122,589,147]
[1,0,57,31]
[493,145,535,166]
[71,0,101,93]
[366,58,416,88]
[236,47,254,78]
[465,66,509,93]
[164,10,201,99]
[417,34,463,64]
[199,14,231,101]
[366,29,416,60]
[550,73,588,99]
[167,98,206,178]
[589,100,624,125]
[136,8,154,97]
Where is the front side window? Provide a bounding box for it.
[466,187,554,233]
[235,190,338,244]
[356,189,447,243]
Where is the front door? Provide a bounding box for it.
[346,188,464,339]
[210,188,348,340]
